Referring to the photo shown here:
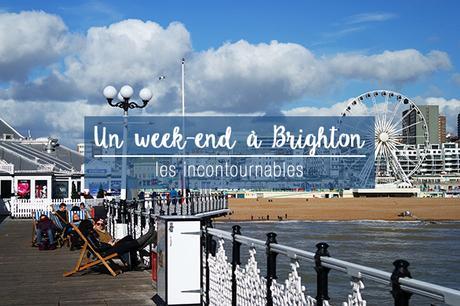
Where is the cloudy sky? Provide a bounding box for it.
[1,0,459,147]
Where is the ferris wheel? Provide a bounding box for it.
[341,90,429,185]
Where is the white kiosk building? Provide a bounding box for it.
[0,119,84,215]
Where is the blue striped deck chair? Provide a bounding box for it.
[68,210,87,223]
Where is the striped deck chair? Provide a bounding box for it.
[68,210,87,223]
[31,211,53,247]
[48,207,71,248]
[63,221,123,277]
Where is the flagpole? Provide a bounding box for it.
[181,58,185,117]
[181,58,186,200]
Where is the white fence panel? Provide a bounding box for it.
[9,198,87,218]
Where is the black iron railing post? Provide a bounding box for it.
[391,259,412,306]
[149,208,155,225]
[148,208,155,269]
[123,200,129,224]
[110,199,116,236]
[231,225,241,306]
[131,200,137,236]
[172,197,178,215]
[166,198,171,215]
[266,232,278,306]
[190,196,195,215]
[315,242,331,305]
[187,196,191,215]
[127,207,132,236]
[158,197,165,216]
[204,218,215,306]
[140,204,146,232]
[117,200,123,223]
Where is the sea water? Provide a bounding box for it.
[215,221,460,305]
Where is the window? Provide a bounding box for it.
[52,181,69,199]
[35,180,48,199]
[3,134,13,140]
[17,180,31,199]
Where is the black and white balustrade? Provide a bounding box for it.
[202,224,460,306]
[105,193,228,218]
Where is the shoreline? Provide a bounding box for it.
[218,198,460,222]
[216,218,460,223]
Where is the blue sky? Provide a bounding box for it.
[0,0,459,144]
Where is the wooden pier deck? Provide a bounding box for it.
[0,217,155,306]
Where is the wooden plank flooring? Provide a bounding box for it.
[0,218,155,305]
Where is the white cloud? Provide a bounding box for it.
[186,40,330,112]
[65,19,191,97]
[328,50,451,84]
[345,12,397,24]
[283,100,351,116]
[0,11,71,81]
[452,73,460,86]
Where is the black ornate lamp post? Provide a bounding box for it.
[103,85,153,201]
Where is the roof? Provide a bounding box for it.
[0,119,24,140]
[0,139,83,174]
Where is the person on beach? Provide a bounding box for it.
[79,218,156,268]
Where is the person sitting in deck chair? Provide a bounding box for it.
[36,214,57,250]
[79,219,156,269]
[54,203,69,228]
[64,212,85,250]
[93,218,116,245]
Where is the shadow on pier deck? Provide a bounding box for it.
[0,218,155,306]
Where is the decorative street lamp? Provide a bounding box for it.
[103,85,153,113]
[103,85,153,201]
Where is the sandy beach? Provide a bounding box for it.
[219,198,460,221]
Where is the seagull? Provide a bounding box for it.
[158,75,166,80]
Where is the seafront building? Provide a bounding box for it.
[0,119,84,208]
[439,115,447,144]
[457,113,460,138]
[402,105,439,144]
[395,142,460,195]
